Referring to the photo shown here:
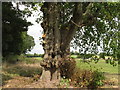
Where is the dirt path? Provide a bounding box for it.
[2,75,118,88]
[2,76,61,88]
[2,76,33,88]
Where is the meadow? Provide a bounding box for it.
[72,55,119,88]
[1,55,119,88]
[76,59,118,74]
[71,55,118,74]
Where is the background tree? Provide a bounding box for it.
[72,2,120,53]
[2,2,35,59]
[39,2,120,82]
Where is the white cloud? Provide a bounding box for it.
[27,13,44,54]
[27,44,44,54]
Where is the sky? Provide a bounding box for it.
[26,11,44,54]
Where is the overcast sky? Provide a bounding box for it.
[26,10,44,54]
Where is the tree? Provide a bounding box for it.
[39,2,120,82]
[2,2,35,58]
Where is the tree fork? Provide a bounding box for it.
[40,2,84,82]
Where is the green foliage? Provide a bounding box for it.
[3,54,20,63]
[21,32,35,53]
[108,59,117,67]
[60,78,70,88]
[33,53,44,57]
[99,53,106,59]
[77,54,95,59]
[71,68,105,88]
[25,54,35,57]
[92,55,100,63]
[76,59,118,74]
[72,2,120,59]
[2,2,35,58]
[70,51,75,55]
[71,55,78,59]
[25,54,44,58]
[88,70,105,89]
[3,65,42,77]
[30,2,119,61]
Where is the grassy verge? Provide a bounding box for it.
[76,59,118,74]
[2,57,43,86]
[71,55,78,59]
[22,57,43,64]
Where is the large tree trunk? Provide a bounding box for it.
[40,2,83,83]
[40,2,62,82]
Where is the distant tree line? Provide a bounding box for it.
[25,53,44,58]
[71,51,118,60]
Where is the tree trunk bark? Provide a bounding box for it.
[40,2,82,83]
[40,2,62,82]
[39,3,97,86]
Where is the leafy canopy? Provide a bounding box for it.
[2,2,35,57]
[14,2,120,60]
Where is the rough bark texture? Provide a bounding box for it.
[40,2,61,82]
[40,2,81,82]
[40,2,93,82]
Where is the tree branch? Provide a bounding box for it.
[61,3,83,52]
[82,3,97,26]
[83,3,93,17]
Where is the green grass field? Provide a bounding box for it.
[70,55,118,74]
[76,59,118,74]
[26,55,118,74]
[25,57,43,60]
[71,55,78,58]
[2,55,118,88]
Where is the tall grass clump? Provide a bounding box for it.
[71,69,105,88]
[59,57,105,88]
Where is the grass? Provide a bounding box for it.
[22,57,43,64]
[25,56,118,74]
[71,55,78,59]
[3,62,43,77]
[30,57,43,60]
[2,55,118,88]
[2,57,43,86]
[76,59,118,74]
